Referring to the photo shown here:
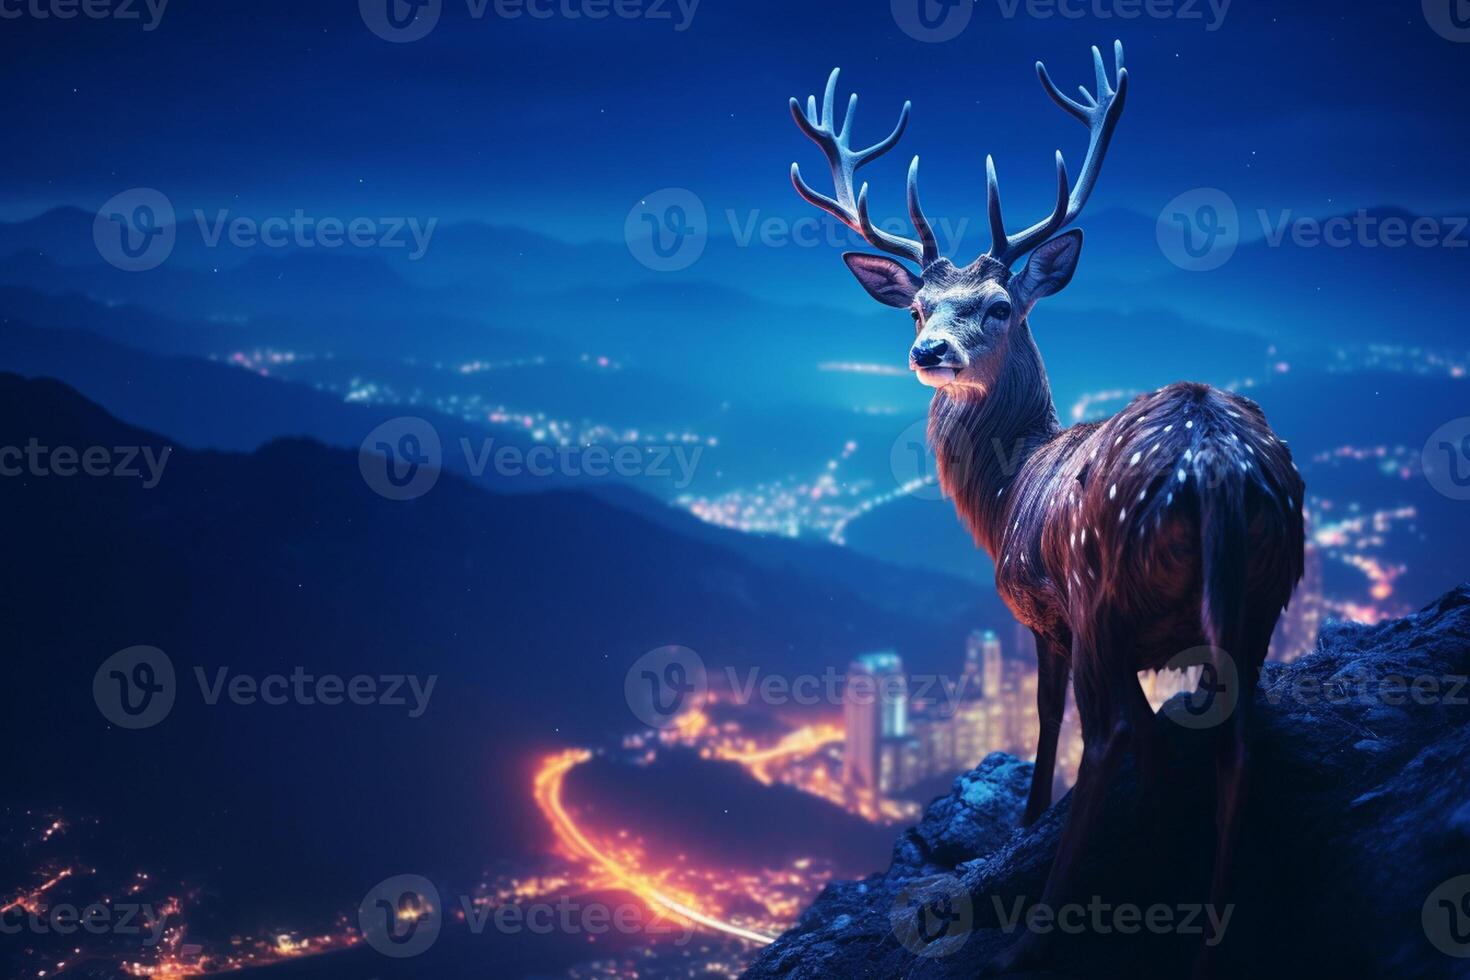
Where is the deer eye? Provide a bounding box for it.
[987,302,1012,321]
[910,308,922,323]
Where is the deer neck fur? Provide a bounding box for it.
[928,320,1061,557]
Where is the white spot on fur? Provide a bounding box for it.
[1130,452,1142,466]
[1177,468,1187,483]
[1109,483,1117,499]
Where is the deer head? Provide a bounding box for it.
[790,42,1128,390]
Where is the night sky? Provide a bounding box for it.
[5,0,1469,251]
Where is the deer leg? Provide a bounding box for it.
[1037,647,1132,912]
[1124,673,1164,799]
[1192,623,1268,980]
[987,624,1130,974]
[1023,634,1070,827]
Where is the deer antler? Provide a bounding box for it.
[986,40,1129,267]
[790,68,940,269]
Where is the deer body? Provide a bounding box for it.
[788,42,1305,977]
[935,368,1304,674]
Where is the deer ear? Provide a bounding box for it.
[1014,229,1083,312]
[843,253,921,308]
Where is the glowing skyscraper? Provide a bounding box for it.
[843,651,908,793]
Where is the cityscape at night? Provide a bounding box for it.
[3,1,1469,977]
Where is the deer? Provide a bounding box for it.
[789,41,1305,975]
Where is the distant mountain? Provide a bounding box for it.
[0,316,1008,623]
[0,246,433,323]
[1099,205,1469,348]
[7,203,1463,364]
[0,279,1277,490]
[14,282,1462,612]
[0,313,555,486]
[0,205,105,266]
[0,303,715,458]
[0,371,989,707]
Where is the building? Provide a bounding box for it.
[843,628,1066,802]
[893,734,926,791]
[1011,622,1036,666]
[843,652,909,794]
[968,628,1004,700]
[952,630,1000,772]
[951,695,988,772]
[908,708,955,782]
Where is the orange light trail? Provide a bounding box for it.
[1,866,73,915]
[707,724,843,785]
[532,749,775,947]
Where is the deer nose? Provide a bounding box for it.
[911,338,949,367]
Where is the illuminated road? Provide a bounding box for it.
[708,723,843,779]
[532,749,777,946]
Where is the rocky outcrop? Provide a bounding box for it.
[745,587,1470,979]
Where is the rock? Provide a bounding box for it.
[744,586,1470,979]
[890,753,1033,879]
